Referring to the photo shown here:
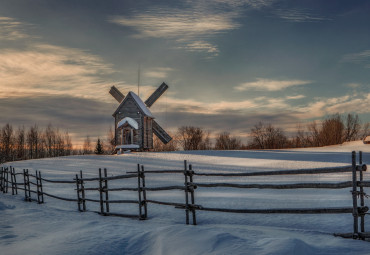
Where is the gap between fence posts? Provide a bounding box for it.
[352,151,359,238]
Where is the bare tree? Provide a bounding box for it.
[27,125,40,159]
[15,126,26,160]
[250,122,288,149]
[343,113,361,142]
[153,132,178,151]
[83,135,92,154]
[319,114,344,146]
[64,131,73,156]
[1,124,15,162]
[177,126,209,150]
[362,122,370,139]
[105,127,116,154]
[215,132,242,150]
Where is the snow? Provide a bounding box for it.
[116,144,140,149]
[117,117,139,130]
[129,91,154,118]
[1,141,370,254]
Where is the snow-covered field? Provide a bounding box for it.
[1,141,370,254]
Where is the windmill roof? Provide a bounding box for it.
[113,91,154,118]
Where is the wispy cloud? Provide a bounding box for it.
[341,50,370,63]
[109,1,274,57]
[144,67,173,79]
[285,95,305,100]
[235,78,311,91]
[110,11,239,39]
[0,16,29,40]
[0,44,116,100]
[274,9,331,23]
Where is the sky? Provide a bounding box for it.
[1,0,370,146]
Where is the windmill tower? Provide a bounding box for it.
[109,82,172,152]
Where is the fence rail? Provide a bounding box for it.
[0,151,368,239]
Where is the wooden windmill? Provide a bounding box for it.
[109,82,172,152]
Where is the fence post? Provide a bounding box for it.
[80,170,86,211]
[10,167,15,195]
[36,170,41,204]
[137,164,143,220]
[98,168,105,215]
[13,167,18,195]
[5,167,9,193]
[141,165,147,219]
[104,168,110,213]
[38,171,43,203]
[0,167,3,192]
[76,174,81,211]
[189,164,197,225]
[184,160,190,225]
[23,169,27,201]
[359,151,365,234]
[27,169,31,201]
[352,151,358,238]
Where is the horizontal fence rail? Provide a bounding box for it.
[0,151,368,240]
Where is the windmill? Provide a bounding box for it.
[109,82,172,152]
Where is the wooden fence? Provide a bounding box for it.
[0,151,368,239]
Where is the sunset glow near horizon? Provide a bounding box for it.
[1,0,369,147]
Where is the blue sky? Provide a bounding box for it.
[1,0,369,146]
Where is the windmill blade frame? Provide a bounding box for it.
[152,120,172,144]
[145,82,169,107]
[109,86,125,103]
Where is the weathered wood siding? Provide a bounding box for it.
[114,95,143,147]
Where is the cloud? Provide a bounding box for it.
[285,95,305,100]
[0,16,29,40]
[235,78,311,91]
[144,67,173,79]
[292,94,370,120]
[0,95,115,146]
[274,8,331,23]
[179,41,220,57]
[109,0,273,57]
[110,10,239,39]
[341,50,370,63]
[0,44,118,101]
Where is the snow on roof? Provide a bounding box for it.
[112,91,154,118]
[117,117,139,129]
[129,92,154,118]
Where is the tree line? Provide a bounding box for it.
[154,113,369,151]
[0,124,73,163]
[1,113,369,162]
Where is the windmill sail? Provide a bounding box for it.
[145,82,168,107]
[152,120,172,144]
[109,86,125,103]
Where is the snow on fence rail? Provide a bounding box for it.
[0,151,368,239]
